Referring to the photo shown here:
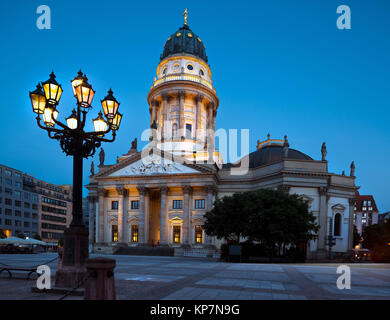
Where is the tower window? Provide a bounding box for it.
[187,64,193,70]
[173,226,181,243]
[185,123,192,139]
[199,69,204,76]
[162,67,167,75]
[172,123,178,137]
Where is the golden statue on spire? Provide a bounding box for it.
[184,8,188,25]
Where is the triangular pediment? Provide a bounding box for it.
[108,154,201,177]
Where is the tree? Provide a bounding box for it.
[362,220,390,262]
[204,189,319,256]
[204,192,252,243]
[0,229,7,239]
[246,189,319,256]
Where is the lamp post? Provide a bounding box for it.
[29,71,123,287]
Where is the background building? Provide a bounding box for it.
[0,164,72,243]
[378,211,390,224]
[0,165,39,238]
[354,191,379,234]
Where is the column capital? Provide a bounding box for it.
[137,185,148,195]
[207,102,215,110]
[161,91,169,100]
[116,186,128,196]
[98,189,109,197]
[160,186,169,195]
[318,187,328,196]
[206,185,217,195]
[182,185,192,194]
[87,195,98,203]
[178,90,186,99]
[195,94,204,103]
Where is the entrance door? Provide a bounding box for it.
[148,191,161,245]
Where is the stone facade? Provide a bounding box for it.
[86,19,357,259]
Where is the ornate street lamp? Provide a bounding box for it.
[29,71,122,287]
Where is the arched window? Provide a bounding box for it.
[172,123,177,137]
[334,213,342,236]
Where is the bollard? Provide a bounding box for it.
[84,257,116,300]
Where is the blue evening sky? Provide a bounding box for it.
[0,1,389,211]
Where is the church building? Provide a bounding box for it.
[86,12,357,260]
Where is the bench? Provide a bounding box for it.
[0,267,38,280]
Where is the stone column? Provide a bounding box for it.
[151,99,157,127]
[206,185,217,244]
[161,92,168,140]
[317,187,328,251]
[116,186,128,243]
[206,103,215,163]
[160,186,169,245]
[144,191,150,244]
[347,198,356,250]
[87,195,97,244]
[137,186,147,244]
[182,186,192,245]
[98,189,108,243]
[178,90,185,138]
[195,94,203,141]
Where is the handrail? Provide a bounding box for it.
[151,72,215,92]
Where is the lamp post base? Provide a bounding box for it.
[55,225,89,288]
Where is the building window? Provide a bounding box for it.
[172,123,178,137]
[112,225,118,242]
[15,200,21,207]
[15,181,21,188]
[5,219,12,226]
[195,199,205,209]
[187,64,193,70]
[5,209,12,216]
[334,213,342,237]
[131,200,139,210]
[5,170,12,176]
[15,191,21,199]
[5,198,12,206]
[5,178,12,185]
[24,212,30,218]
[172,200,182,209]
[111,201,118,210]
[24,202,30,209]
[15,172,21,179]
[15,210,21,217]
[195,225,203,243]
[131,225,139,242]
[173,226,181,243]
[185,123,192,139]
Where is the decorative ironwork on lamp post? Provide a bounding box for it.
[29,71,122,226]
[29,71,122,286]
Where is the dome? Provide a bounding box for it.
[223,145,313,169]
[160,24,208,63]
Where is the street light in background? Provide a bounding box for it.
[29,71,123,288]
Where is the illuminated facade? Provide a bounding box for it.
[87,13,357,259]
